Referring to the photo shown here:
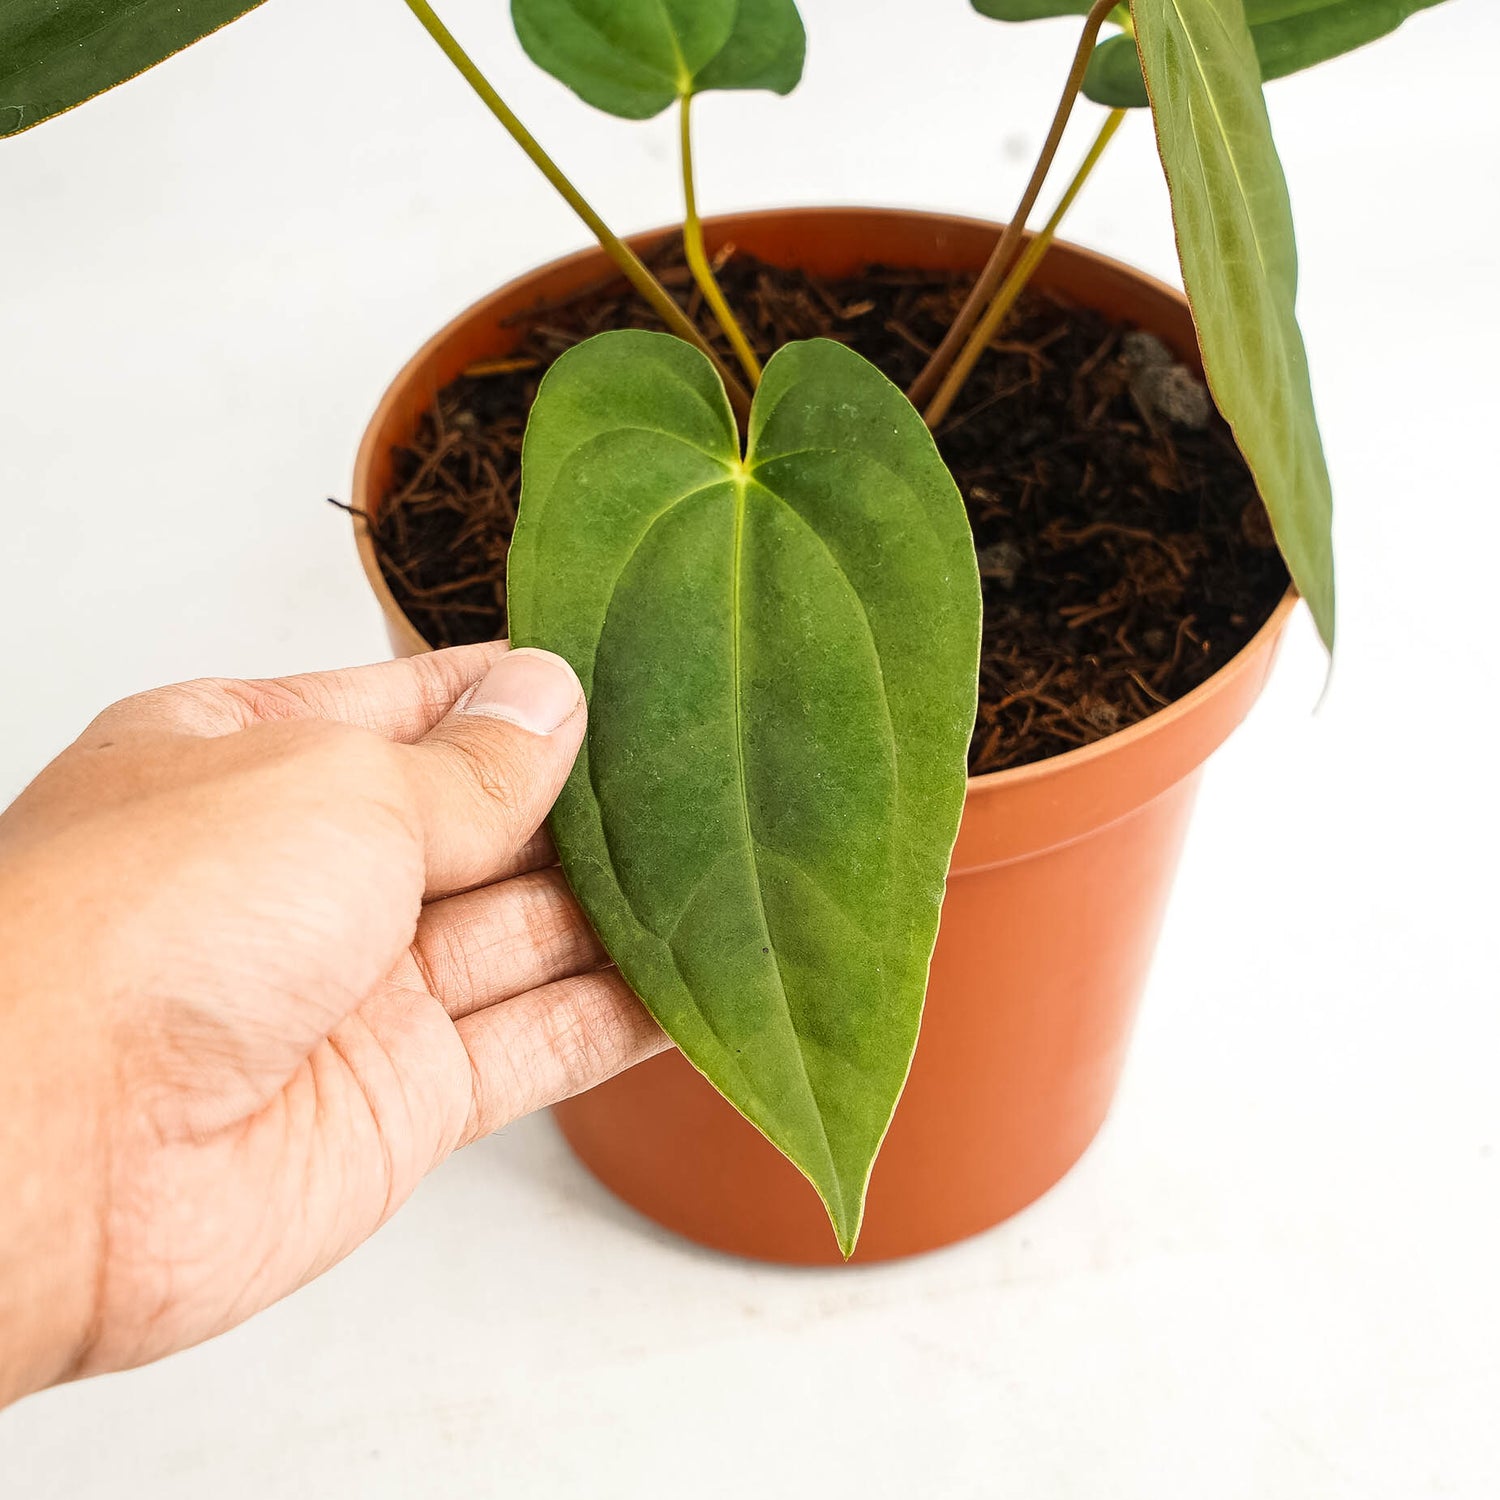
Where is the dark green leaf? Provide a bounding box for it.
[507,331,981,1254]
[511,0,804,120]
[1135,0,1334,646]
[1247,0,1450,83]
[1082,34,1153,106]
[0,0,267,139]
[1082,1,1453,109]
[695,0,806,94]
[971,0,1097,17]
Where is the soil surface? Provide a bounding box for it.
[368,240,1287,773]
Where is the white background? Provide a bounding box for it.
[2,0,1497,1494]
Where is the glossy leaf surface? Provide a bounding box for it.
[511,0,805,119]
[507,331,981,1253]
[1135,0,1334,645]
[1,0,267,138]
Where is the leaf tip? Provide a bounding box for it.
[821,1180,866,1260]
[833,1217,860,1262]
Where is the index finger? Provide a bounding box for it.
[91,641,513,743]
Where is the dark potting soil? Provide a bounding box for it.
[368,241,1288,774]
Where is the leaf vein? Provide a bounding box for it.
[1162,0,1272,280]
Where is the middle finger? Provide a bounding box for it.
[412,865,610,1020]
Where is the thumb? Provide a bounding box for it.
[404,646,586,898]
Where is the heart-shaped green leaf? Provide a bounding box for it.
[1082,1,1452,109]
[511,0,805,120]
[1,0,268,139]
[1135,0,1334,646]
[507,331,981,1254]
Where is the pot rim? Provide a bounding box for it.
[351,203,1301,797]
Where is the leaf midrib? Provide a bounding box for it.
[649,0,696,94]
[1163,0,1272,281]
[727,469,845,1221]
[555,447,843,1186]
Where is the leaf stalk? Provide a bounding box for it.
[679,93,763,387]
[923,107,1126,428]
[401,0,750,421]
[907,0,1122,413]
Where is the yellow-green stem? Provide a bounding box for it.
[923,108,1126,430]
[679,94,762,387]
[401,0,750,422]
[907,0,1122,413]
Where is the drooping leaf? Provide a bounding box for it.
[0,0,268,139]
[511,0,805,120]
[1081,1,1453,109]
[1135,0,1334,646]
[507,330,981,1254]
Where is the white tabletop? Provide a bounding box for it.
[2,1,1497,1495]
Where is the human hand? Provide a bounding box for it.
[0,643,665,1406]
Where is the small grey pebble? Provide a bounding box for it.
[1122,330,1173,370]
[1131,363,1212,430]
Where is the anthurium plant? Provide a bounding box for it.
[1,0,1450,1253]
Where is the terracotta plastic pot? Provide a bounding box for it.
[353,207,1296,1266]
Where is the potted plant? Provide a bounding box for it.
[3,0,1448,1264]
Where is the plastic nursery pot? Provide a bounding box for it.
[352,207,1296,1266]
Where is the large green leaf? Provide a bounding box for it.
[1135,0,1334,646]
[0,0,268,139]
[507,330,981,1254]
[1085,1,1452,108]
[511,0,804,119]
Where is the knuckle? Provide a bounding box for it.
[541,975,636,1080]
[441,732,530,827]
[92,678,234,735]
[210,676,323,725]
[91,675,325,738]
[412,913,484,1007]
[407,925,446,1000]
[520,870,594,962]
